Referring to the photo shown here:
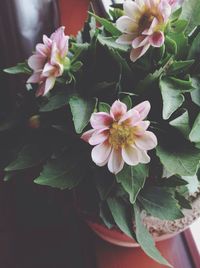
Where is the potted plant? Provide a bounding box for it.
[3,0,200,266]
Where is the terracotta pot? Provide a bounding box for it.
[86,191,200,247]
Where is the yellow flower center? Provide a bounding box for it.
[109,122,137,149]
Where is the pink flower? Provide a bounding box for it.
[27,27,69,96]
[168,0,183,7]
[116,0,172,62]
[81,100,157,174]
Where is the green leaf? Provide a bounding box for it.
[39,89,71,112]
[167,33,189,59]
[97,35,129,52]
[156,176,188,187]
[100,202,115,229]
[69,95,96,134]
[168,60,194,75]
[181,0,200,34]
[139,186,184,220]
[175,191,192,209]
[107,197,135,238]
[4,62,31,74]
[189,112,200,143]
[191,76,200,107]
[98,102,110,113]
[34,153,83,189]
[134,204,172,267]
[121,95,132,110]
[160,77,185,120]
[188,32,200,59]
[71,61,83,72]
[5,144,48,172]
[170,20,188,34]
[116,164,148,204]
[89,12,121,36]
[170,7,182,22]
[169,109,190,138]
[165,36,177,55]
[156,143,200,176]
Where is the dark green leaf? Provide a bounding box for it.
[191,76,200,106]
[100,202,115,229]
[89,12,121,36]
[168,60,194,75]
[97,35,129,52]
[169,109,190,138]
[139,187,184,220]
[189,112,200,143]
[107,197,135,238]
[71,61,83,72]
[121,95,132,110]
[116,164,148,204]
[5,144,48,172]
[156,144,200,176]
[98,102,110,113]
[175,191,192,209]
[134,204,172,267]
[34,153,83,189]
[39,89,71,112]
[4,62,31,74]
[165,36,177,55]
[159,77,185,120]
[181,0,200,34]
[69,95,97,134]
[188,32,200,60]
[156,176,188,187]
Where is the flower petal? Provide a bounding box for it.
[44,76,56,95]
[28,54,45,70]
[116,34,136,45]
[130,44,150,62]
[42,62,55,77]
[134,101,151,120]
[149,31,165,47]
[134,121,150,135]
[90,112,113,129]
[36,83,45,97]
[36,43,49,57]
[123,0,142,20]
[110,100,127,120]
[27,72,41,83]
[108,148,124,174]
[159,0,171,22]
[116,16,138,34]
[92,141,112,166]
[50,26,69,58]
[43,35,52,48]
[122,145,139,166]
[81,129,96,143]
[89,129,109,145]
[132,36,149,48]
[119,108,140,126]
[135,131,158,150]
[137,148,150,163]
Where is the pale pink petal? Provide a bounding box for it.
[132,36,149,48]
[122,145,139,166]
[149,31,165,47]
[44,76,56,95]
[107,148,124,174]
[119,108,140,126]
[90,113,113,129]
[137,148,150,163]
[130,44,150,62]
[134,101,151,120]
[50,26,69,58]
[92,141,112,166]
[110,100,127,120]
[42,62,55,77]
[159,0,171,22]
[135,131,158,150]
[116,16,138,34]
[28,54,45,70]
[123,0,142,20]
[43,35,52,48]
[135,0,145,7]
[81,129,96,143]
[134,121,150,135]
[36,83,45,97]
[116,34,136,45]
[36,43,49,57]
[27,72,41,83]
[89,129,109,145]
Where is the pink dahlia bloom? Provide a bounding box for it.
[116,0,172,62]
[81,100,157,174]
[27,26,69,96]
[168,0,183,7]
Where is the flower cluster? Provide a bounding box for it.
[27,26,69,96]
[116,0,173,62]
[82,100,157,174]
